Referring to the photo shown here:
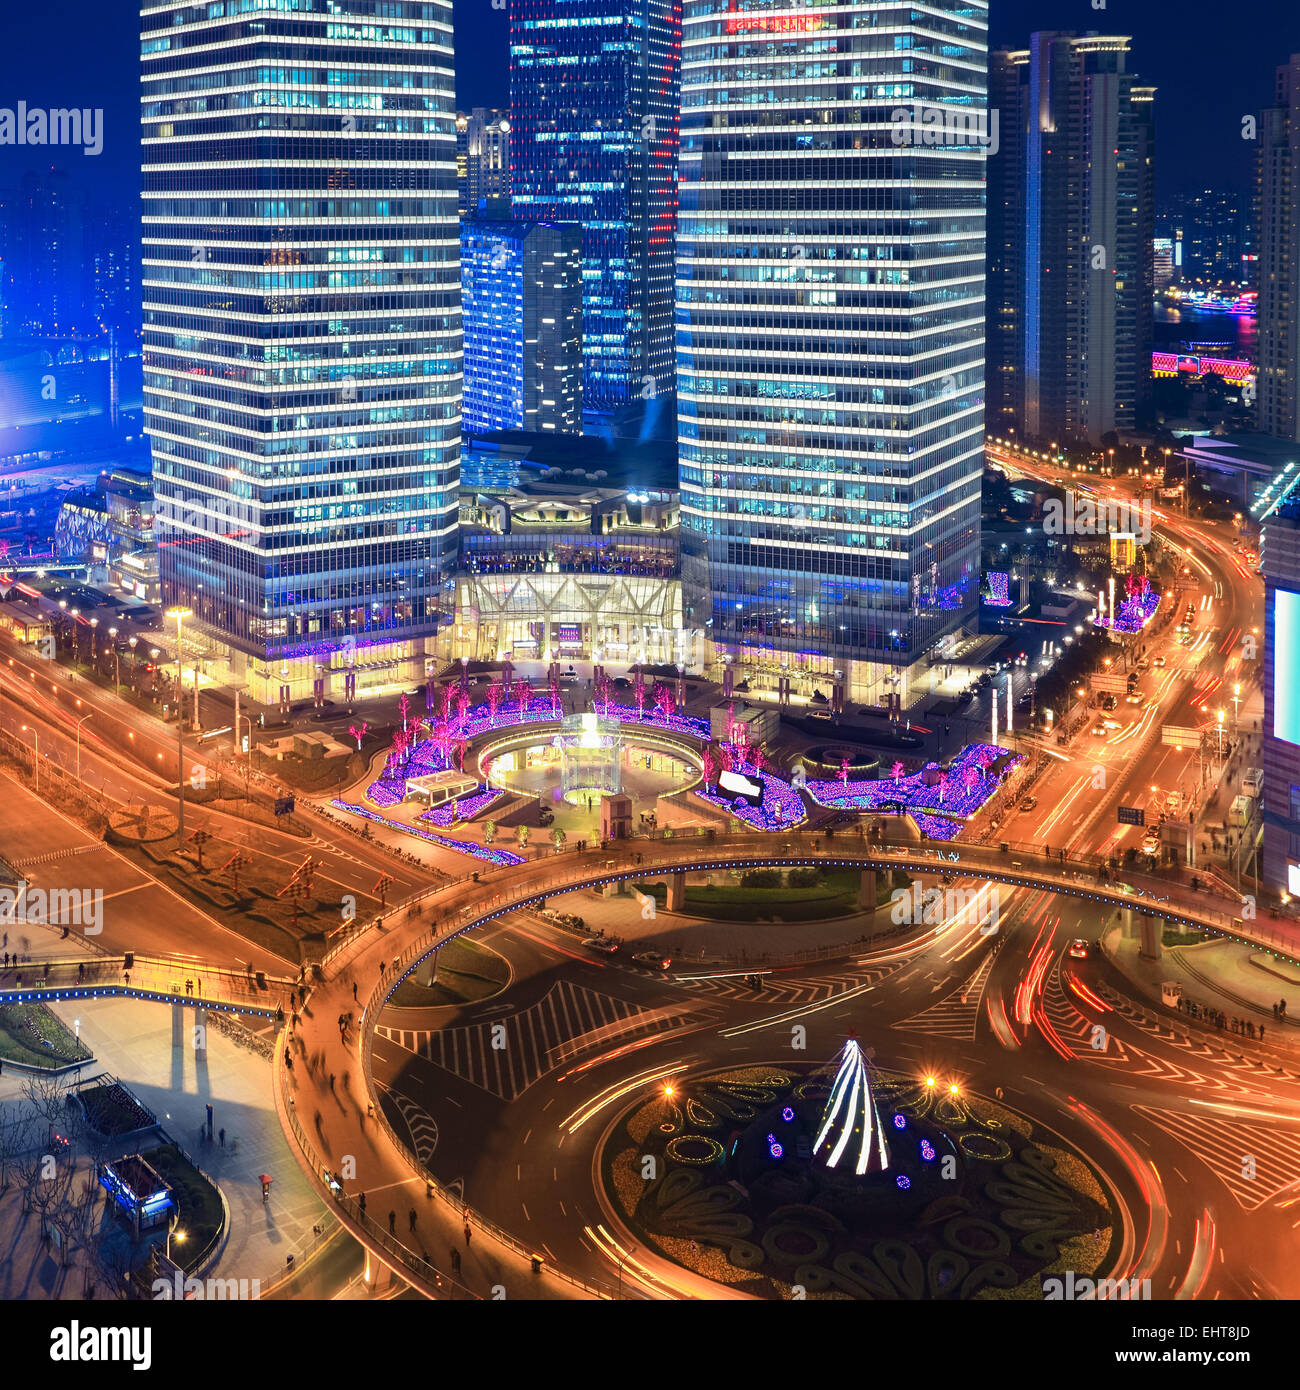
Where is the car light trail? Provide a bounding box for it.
[1173,1210,1216,1301]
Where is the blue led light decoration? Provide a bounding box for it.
[767,1132,784,1160]
[781,1106,795,1123]
[892,1113,907,1130]
[920,1139,936,1162]
[811,1039,890,1176]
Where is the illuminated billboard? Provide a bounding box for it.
[1275,589,1300,747]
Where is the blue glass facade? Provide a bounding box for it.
[141,0,461,701]
[461,220,583,436]
[676,0,987,693]
[509,0,680,421]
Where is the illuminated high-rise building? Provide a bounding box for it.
[141,0,461,708]
[989,35,1156,443]
[677,0,987,704]
[461,218,583,435]
[510,0,680,434]
[456,108,512,219]
[1258,54,1300,444]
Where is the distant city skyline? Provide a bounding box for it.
[1,0,1298,216]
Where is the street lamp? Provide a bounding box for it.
[20,724,39,791]
[89,617,99,669]
[108,628,120,691]
[166,606,193,842]
[74,711,92,783]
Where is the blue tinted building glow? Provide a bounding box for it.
[142,0,462,707]
[1275,588,1300,746]
[510,0,680,427]
[676,0,986,701]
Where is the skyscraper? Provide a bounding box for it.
[1158,189,1254,288]
[0,169,88,340]
[676,0,988,704]
[510,0,680,434]
[141,0,461,709]
[461,218,583,435]
[456,109,512,219]
[988,35,1156,444]
[1258,54,1300,444]
[1259,495,1300,894]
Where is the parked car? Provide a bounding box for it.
[1019,796,1038,813]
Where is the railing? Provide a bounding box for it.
[275,1059,480,1300]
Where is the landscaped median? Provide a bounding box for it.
[0,1001,93,1070]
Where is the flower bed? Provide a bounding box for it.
[417,788,505,827]
[696,767,807,831]
[332,799,525,865]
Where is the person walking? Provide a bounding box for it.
[359,1192,367,1217]
[352,981,358,1001]
[451,1247,461,1275]
[463,1221,472,1248]
[388,1210,396,1235]
[218,1128,225,1148]
[409,1208,417,1233]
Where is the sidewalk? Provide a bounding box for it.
[1104,927,1300,1057]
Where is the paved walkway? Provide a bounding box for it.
[1106,929,1300,1052]
[0,995,336,1287]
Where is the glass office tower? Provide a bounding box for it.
[510,0,680,433]
[141,0,461,708]
[677,0,988,705]
[461,219,583,435]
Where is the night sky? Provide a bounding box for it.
[0,0,1296,215]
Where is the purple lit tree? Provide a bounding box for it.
[633,672,647,719]
[486,682,502,720]
[963,765,979,796]
[348,721,369,752]
[515,678,533,711]
[456,689,471,726]
[891,760,905,786]
[839,755,852,787]
[548,675,561,716]
[653,681,675,721]
[750,745,768,776]
[938,771,949,804]
[399,693,411,732]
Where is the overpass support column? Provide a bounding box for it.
[857,870,877,910]
[665,874,685,912]
[1138,912,1163,962]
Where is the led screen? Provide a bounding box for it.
[1275,590,1300,746]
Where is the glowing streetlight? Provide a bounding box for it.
[166,606,194,842]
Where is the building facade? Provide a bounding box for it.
[461,219,582,435]
[1260,501,1300,895]
[141,0,462,709]
[676,0,988,706]
[989,35,1156,444]
[1158,188,1255,289]
[1258,54,1300,444]
[456,108,512,218]
[509,0,680,432]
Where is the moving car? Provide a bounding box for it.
[1090,723,1106,736]
[1152,655,1166,668]
[1067,939,1089,960]
[582,937,620,955]
[632,951,672,971]
[1019,795,1038,813]
[1125,693,1143,704]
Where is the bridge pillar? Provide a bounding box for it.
[1138,912,1163,961]
[666,873,685,912]
[857,870,877,910]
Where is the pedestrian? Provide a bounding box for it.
[464,1221,472,1248]
[409,1208,417,1232]
[329,1073,335,1091]
[389,1210,396,1234]
[359,1192,366,1216]
[352,981,358,1001]
[185,978,192,993]
[1274,1001,1280,1019]
[219,1127,225,1148]
[285,1050,293,1071]
[451,1247,461,1275]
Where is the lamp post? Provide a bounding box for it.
[89,617,99,672]
[20,724,39,791]
[166,606,193,842]
[74,710,92,783]
[128,634,138,673]
[108,627,119,691]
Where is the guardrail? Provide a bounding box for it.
[275,1058,480,1300]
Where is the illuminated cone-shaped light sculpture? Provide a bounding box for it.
[812,1039,890,1176]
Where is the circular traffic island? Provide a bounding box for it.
[600,1049,1116,1300]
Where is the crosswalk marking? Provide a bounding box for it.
[1133,1105,1300,1211]
[891,954,995,1040]
[672,965,897,1005]
[376,979,697,1100]
[375,1081,439,1168]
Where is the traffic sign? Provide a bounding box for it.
[1117,805,1146,827]
[1089,672,1129,694]
[274,795,296,816]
